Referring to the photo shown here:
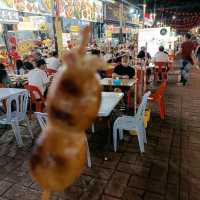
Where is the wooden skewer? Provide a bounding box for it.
[42,190,50,200]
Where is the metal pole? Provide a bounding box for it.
[2,24,12,64]
[143,0,146,28]
[119,0,124,44]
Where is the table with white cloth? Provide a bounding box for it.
[93,92,124,160]
[100,78,136,87]
[98,92,124,117]
[100,78,137,113]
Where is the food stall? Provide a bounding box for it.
[59,0,103,48]
[0,0,20,63]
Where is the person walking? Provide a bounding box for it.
[179,33,196,86]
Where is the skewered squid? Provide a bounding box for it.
[30,26,105,200]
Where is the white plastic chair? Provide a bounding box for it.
[0,91,33,146]
[34,112,92,168]
[113,91,151,153]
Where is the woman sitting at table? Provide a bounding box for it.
[112,55,135,79]
[0,63,10,88]
[27,59,49,99]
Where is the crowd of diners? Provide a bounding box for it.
[0,43,172,96]
[0,48,61,98]
[1,32,200,99]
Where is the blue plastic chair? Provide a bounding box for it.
[34,112,92,168]
[0,91,33,146]
[113,91,151,153]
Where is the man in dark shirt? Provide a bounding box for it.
[113,55,135,78]
[137,47,151,60]
[180,33,195,86]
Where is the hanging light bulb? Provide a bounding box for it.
[172,15,176,20]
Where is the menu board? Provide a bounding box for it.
[13,0,52,15]
[59,0,103,22]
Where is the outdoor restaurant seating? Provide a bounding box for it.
[0,90,33,146]
[34,112,92,168]
[113,91,151,153]
[148,81,167,119]
[153,62,169,82]
[24,85,46,118]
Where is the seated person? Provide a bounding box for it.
[16,59,25,75]
[46,51,61,71]
[27,59,49,99]
[91,48,106,79]
[137,46,151,61]
[0,63,10,87]
[153,46,169,81]
[153,46,169,63]
[113,55,135,79]
[137,47,152,84]
[24,61,34,72]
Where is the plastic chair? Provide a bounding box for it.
[34,112,48,129]
[34,112,92,168]
[105,68,113,78]
[148,81,167,119]
[0,91,33,146]
[46,69,57,76]
[153,62,168,82]
[113,91,151,153]
[24,85,46,118]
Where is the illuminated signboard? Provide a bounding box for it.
[60,0,103,22]
[0,9,19,23]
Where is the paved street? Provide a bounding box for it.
[0,69,200,200]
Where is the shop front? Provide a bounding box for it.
[0,0,54,61]
[0,1,20,63]
[104,1,140,45]
[59,0,103,48]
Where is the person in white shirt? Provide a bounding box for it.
[46,51,61,71]
[153,46,169,63]
[28,59,49,99]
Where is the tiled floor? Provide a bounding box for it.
[0,69,200,200]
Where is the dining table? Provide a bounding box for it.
[100,78,136,87]
[100,78,137,113]
[8,74,28,88]
[98,92,124,117]
[92,92,124,160]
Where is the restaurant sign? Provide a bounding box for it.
[14,0,52,15]
[0,0,52,15]
[59,0,103,22]
[0,9,19,23]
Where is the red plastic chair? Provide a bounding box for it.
[46,69,57,76]
[105,68,113,78]
[148,81,167,119]
[153,62,168,82]
[168,54,175,62]
[24,85,46,118]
